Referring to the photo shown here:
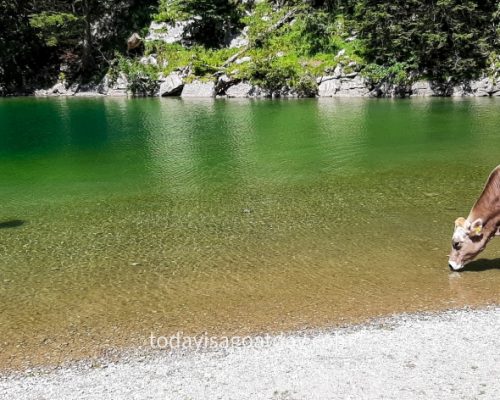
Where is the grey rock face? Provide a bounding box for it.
[36,81,77,96]
[34,81,80,97]
[74,83,104,97]
[369,82,412,98]
[249,86,270,98]
[489,82,500,96]
[226,82,254,98]
[159,73,184,96]
[146,21,192,44]
[181,81,216,98]
[139,55,158,67]
[411,80,434,96]
[113,73,128,90]
[339,76,368,96]
[469,76,500,96]
[106,73,129,96]
[318,77,339,97]
[315,76,500,98]
[470,77,491,96]
[228,26,249,49]
[215,75,234,95]
[411,81,455,97]
[331,65,342,79]
[344,71,358,78]
[51,82,71,95]
[318,75,369,97]
[451,83,473,97]
[34,89,49,97]
[97,76,110,95]
[274,87,300,98]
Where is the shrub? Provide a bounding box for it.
[114,55,159,96]
[248,54,300,92]
[361,62,412,86]
[294,74,318,97]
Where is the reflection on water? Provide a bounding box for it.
[0,97,499,370]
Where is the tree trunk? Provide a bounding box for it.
[81,0,94,77]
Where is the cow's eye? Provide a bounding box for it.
[452,241,462,250]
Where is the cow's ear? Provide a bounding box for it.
[469,218,483,237]
[454,217,466,228]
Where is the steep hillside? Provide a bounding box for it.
[3,0,500,97]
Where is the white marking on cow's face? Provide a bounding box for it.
[452,226,468,244]
[448,260,464,271]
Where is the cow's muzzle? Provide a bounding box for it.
[448,261,464,271]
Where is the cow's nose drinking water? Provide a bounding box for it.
[448,165,500,271]
[449,260,463,271]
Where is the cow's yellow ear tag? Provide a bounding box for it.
[475,226,482,235]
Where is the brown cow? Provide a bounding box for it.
[449,165,500,271]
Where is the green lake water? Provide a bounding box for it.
[0,97,499,369]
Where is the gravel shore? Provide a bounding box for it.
[1,307,498,400]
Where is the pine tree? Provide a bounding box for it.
[356,0,498,82]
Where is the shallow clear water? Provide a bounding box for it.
[0,97,499,369]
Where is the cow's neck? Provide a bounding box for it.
[470,211,500,238]
[469,167,500,236]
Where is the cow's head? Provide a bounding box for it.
[448,217,486,271]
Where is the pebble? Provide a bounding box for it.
[1,308,498,400]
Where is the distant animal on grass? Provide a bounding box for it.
[449,165,500,271]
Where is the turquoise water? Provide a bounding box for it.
[0,97,499,369]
